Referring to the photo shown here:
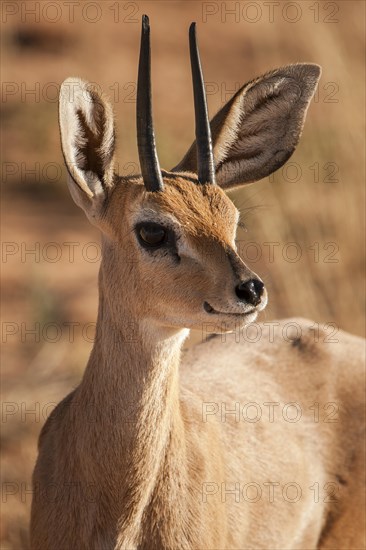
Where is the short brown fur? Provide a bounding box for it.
[31,57,365,550]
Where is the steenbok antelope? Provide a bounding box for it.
[31,15,365,550]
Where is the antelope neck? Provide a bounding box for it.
[74,255,189,533]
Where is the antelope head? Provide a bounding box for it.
[59,15,320,334]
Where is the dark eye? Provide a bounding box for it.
[136,222,167,248]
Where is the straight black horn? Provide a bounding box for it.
[189,23,216,185]
[136,15,164,192]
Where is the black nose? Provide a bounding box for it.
[235,279,264,306]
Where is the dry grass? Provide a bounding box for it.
[1,1,365,547]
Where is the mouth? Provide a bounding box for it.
[203,301,256,317]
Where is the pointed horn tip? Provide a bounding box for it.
[189,22,197,35]
[142,14,150,29]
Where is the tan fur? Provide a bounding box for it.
[31,63,365,550]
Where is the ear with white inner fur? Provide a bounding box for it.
[59,77,116,223]
[173,64,321,188]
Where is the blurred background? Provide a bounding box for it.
[1,1,365,547]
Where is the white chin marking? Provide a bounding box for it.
[244,311,258,323]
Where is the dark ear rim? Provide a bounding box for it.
[59,77,116,199]
[172,63,322,187]
[58,77,117,224]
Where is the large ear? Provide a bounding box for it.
[173,64,321,189]
[59,77,116,223]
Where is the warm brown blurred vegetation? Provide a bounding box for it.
[1,1,365,547]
